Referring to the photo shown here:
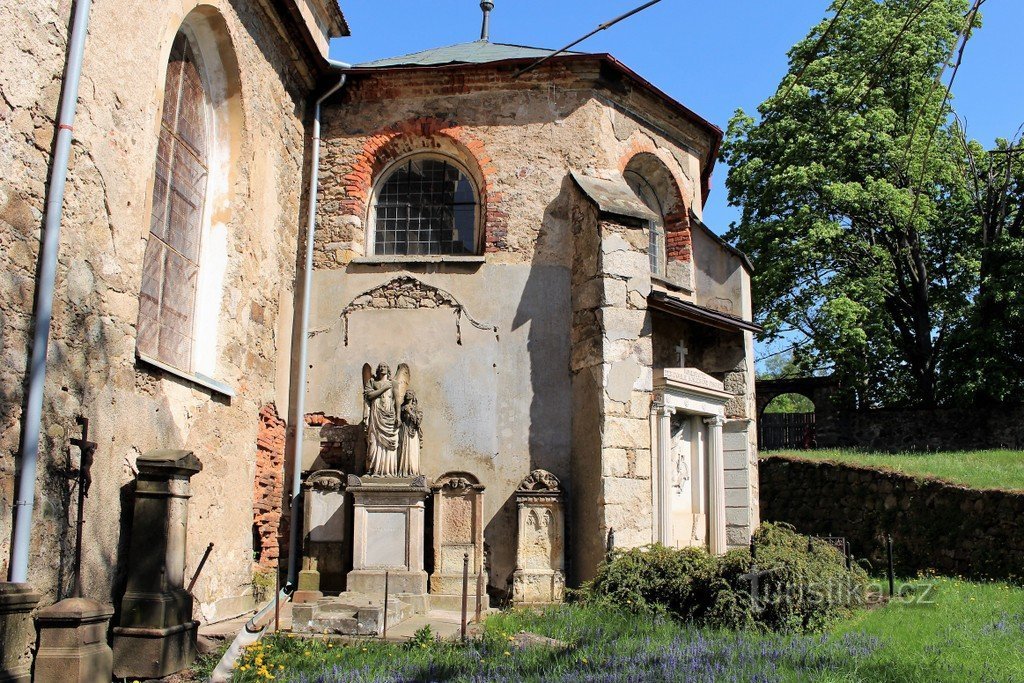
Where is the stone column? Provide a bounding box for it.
[0,583,42,683]
[112,450,202,680]
[653,401,672,546]
[705,416,727,555]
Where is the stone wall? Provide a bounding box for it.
[760,455,1024,580]
[0,0,321,621]
[570,204,655,582]
[816,405,1024,451]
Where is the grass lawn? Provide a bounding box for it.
[223,577,1024,682]
[768,448,1024,491]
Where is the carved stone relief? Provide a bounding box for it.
[512,469,566,605]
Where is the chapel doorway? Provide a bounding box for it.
[669,414,709,549]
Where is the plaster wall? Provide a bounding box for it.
[691,226,745,317]
[0,0,318,621]
[305,264,572,591]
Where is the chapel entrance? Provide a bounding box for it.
[653,368,730,555]
[668,414,709,548]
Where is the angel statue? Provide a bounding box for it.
[398,389,423,477]
[361,362,411,477]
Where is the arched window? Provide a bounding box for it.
[138,31,209,372]
[371,156,479,256]
[624,169,667,278]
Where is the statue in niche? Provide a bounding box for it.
[398,389,423,477]
[362,362,420,477]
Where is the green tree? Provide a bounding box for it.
[943,131,1024,402]
[722,0,981,407]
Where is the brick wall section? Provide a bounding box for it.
[760,455,1024,580]
[337,116,508,253]
[254,403,286,568]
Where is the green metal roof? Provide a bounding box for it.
[353,40,585,68]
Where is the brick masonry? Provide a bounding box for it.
[253,404,286,569]
[334,116,508,255]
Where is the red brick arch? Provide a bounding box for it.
[619,143,692,264]
[339,117,508,252]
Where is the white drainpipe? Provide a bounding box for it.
[9,0,93,584]
[285,60,350,591]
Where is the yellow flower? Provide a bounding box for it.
[361,647,368,652]
[582,658,589,664]
[503,650,511,656]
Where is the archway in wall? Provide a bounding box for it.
[759,393,816,451]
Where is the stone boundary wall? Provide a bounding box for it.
[760,455,1024,580]
[816,405,1024,452]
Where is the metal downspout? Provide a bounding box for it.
[9,0,93,584]
[285,60,350,591]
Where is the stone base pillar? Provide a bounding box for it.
[346,475,428,599]
[112,450,202,679]
[0,583,42,683]
[33,598,113,683]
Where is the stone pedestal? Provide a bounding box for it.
[302,470,346,593]
[346,475,428,599]
[0,582,42,683]
[33,598,114,683]
[429,472,488,611]
[512,470,566,606]
[112,450,202,679]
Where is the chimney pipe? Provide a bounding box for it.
[480,1,494,41]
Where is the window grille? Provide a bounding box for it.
[373,157,479,256]
[138,32,208,372]
[624,169,667,278]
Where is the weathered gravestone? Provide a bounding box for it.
[512,469,566,605]
[299,469,346,600]
[429,472,487,611]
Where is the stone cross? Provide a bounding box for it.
[674,340,688,368]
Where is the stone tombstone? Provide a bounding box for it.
[430,472,486,609]
[300,469,346,597]
[112,450,202,679]
[33,598,114,683]
[0,583,42,683]
[512,469,566,606]
[346,474,430,601]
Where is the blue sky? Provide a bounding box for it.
[328,1,1023,366]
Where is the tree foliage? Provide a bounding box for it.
[723,0,981,407]
[943,131,1024,402]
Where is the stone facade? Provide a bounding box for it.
[308,53,758,590]
[760,455,1024,580]
[0,0,345,622]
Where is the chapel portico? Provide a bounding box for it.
[652,367,731,555]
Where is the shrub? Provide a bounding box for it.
[581,523,868,633]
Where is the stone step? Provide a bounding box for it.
[290,592,411,636]
[426,593,491,614]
